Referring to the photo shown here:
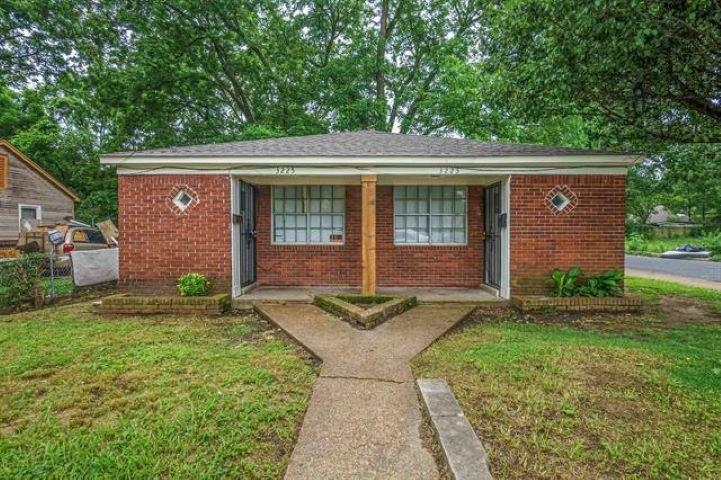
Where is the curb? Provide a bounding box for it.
[418,378,493,480]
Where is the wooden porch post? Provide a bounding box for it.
[361,174,377,295]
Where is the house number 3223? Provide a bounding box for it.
[275,167,296,174]
[439,167,460,175]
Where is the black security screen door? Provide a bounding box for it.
[484,182,502,289]
[239,180,257,286]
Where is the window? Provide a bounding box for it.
[18,205,41,231]
[273,185,345,244]
[87,230,106,244]
[550,191,570,211]
[72,229,89,243]
[173,189,194,211]
[394,186,467,244]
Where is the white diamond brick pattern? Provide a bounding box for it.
[544,184,578,215]
[165,184,200,215]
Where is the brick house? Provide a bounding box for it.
[101,131,637,298]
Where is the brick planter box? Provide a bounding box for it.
[97,293,231,315]
[512,295,644,313]
[314,294,417,329]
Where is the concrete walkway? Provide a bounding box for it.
[256,302,475,479]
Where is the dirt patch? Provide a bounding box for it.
[475,296,721,334]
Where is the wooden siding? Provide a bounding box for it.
[0,145,75,244]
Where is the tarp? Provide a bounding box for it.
[71,248,119,287]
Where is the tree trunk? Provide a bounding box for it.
[374,0,388,130]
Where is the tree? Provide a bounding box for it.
[485,0,721,148]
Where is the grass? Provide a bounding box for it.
[335,294,394,308]
[0,303,318,479]
[626,233,721,260]
[414,279,721,479]
[626,276,721,313]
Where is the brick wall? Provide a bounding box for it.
[376,186,484,287]
[117,175,232,293]
[255,184,484,287]
[510,175,626,295]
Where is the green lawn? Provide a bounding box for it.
[626,234,721,260]
[0,303,318,479]
[414,279,721,479]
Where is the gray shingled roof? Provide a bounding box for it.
[104,131,624,157]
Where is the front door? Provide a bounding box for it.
[484,182,502,289]
[238,180,257,287]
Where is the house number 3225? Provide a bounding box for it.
[439,167,460,175]
[275,167,296,174]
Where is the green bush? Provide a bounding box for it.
[550,267,623,297]
[0,253,45,309]
[551,266,582,297]
[625,233,648,252]
[577,270,624,297]
[177,273,210,296]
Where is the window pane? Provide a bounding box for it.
[310,229,321,242]
[274,199,284,213]
[20,207,38,219]
[395,198,406,214]
[309,199,321,213]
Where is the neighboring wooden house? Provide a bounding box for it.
[0,140,79,246]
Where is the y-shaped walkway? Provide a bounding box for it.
[256,302,474,480]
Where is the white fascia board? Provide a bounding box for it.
[102,154,640,168]
[115,165,629,177]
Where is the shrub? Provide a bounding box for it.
[0,253,45,309]
[177,273,210,296]
[625,233,648,252]
[551,266,582,297]
[551,267,624,297]
[577,270,624,297]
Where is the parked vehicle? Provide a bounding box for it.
[60,227,110,254]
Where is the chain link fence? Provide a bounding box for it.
[0,253,75,311]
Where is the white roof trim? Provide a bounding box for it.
[115,165,630,178]
[102,154,639,168]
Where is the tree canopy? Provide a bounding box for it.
[0,0,719,222]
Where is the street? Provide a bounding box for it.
[626,255,721,283]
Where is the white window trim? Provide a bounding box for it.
[172,189,194,212]
[393,186,469,246]
[18,204,42,231]
[271,185,346,246]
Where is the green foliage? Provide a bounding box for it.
[625,233,649,252]
[552,267,623,297]
[576,270,623,298]
[177,273,210,297]
[551,266,582,297]
[1,0,719,224]
[0,254,45,309]
[626,231,721,255]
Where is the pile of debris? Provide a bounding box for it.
[16,219,119,254]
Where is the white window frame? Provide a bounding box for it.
[271,185,346,245]
[173,189,194,212]
[18,204,42,231]
[393,186,468,246]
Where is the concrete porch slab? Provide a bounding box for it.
[237,286,502,305]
